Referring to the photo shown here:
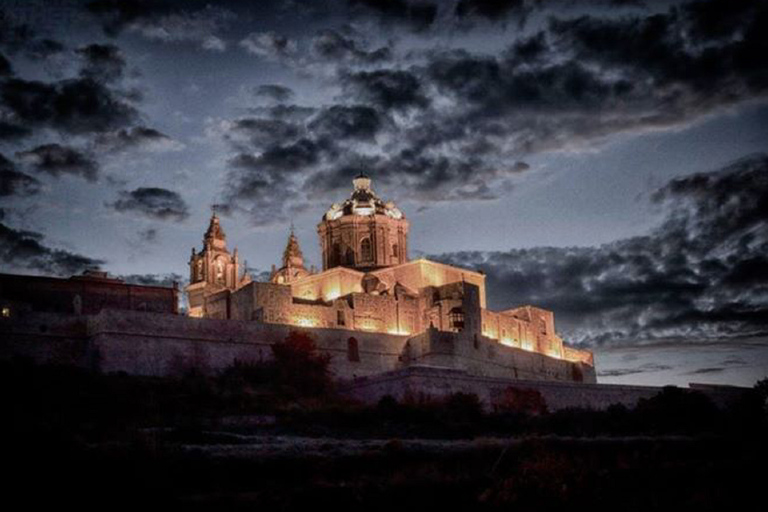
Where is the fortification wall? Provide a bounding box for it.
[404,329,596,384]
[1,309,594,386]
[340,367,743,411]
[0,309,410,379]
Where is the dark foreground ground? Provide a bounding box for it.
[3,357,766,511]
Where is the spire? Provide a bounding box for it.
[204,208,226,245]
[282,226,304,268]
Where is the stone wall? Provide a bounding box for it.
[403,328,596,384]
[340,366,745,411]
[0,272,178,316]
[0,309,410,379]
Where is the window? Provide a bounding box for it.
[331,243,341,267]
[360,238,372,261]
[391,244,398,257]
[449,307,465,332]
[215,259,225,282]
[1,307,9,318]
[347,337,360,362]
[345,247,355,266]
[337,310,345,326]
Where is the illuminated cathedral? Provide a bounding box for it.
[185,174,594,381]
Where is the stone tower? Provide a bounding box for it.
[317,173,409,271]
[185,212,250,317]
[270,226,311,284]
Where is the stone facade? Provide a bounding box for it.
[318,174,409,271]
[0,270,178,317]
[185,212,251,318]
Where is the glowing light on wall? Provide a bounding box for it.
[324,286,341,301]
[388,328,410,336]
[294,317,317,327]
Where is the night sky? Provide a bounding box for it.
[1,0,767,387]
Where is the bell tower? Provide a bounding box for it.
[270,226,311,284]
[185,209,250,317]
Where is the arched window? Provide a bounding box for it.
[360,238,372,261]
[331,243,341,267]
[391,244,398,257]
[215,259,225,283]
[345,247,355,266]
[449,307,465,332]
[347,337,360,362]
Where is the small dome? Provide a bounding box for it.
[324,174,404,221]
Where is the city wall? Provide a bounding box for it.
[0,309,594,384]
[340,366,746,411]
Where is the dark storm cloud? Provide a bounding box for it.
[0,77,138,134]
[77,43,126,83]
[224,118,303,151]
[93,126,179,153]
[0,121,31,141]
[254,84,295,103]
[0,219,104,276]
[110,187,190,222]
[215,0,767,224]
[455,0,530,21]
[0,8,66,59]
[0,153,40,197]
[311,29,392,64]
[17,144,99,182]
[240,32,297,60]
[433,154,768,346]
[343,69,429,110]
[307,105,385,142]
[0,53,12,76]
[86,0,173,37]
[86,0,232,50]
[349,0,438,31]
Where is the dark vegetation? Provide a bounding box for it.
[3,331,767,510]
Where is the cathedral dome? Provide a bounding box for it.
[323,173,404,221]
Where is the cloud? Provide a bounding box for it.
[254,84,295,103]
[137,227,158,243]
[16,144,99,182]
[348,0,438,31]
[240,32,297,60]
[0,8,66,59]
[0,121,31,141]
[109,187,190,222]
[0,52,11,76]
[76,43,126,83]
[307,105,385,142]
[598,362,673,377]
[0,218,104,276]
[432,154,768,346]
[454,0,531,22]
[93,126,183,153]
[212,0,768,226]
[0,153,40,197]
[0,77,138,134]
[120,272,184,287]
[311,29,392,63]
[343,69,429,110]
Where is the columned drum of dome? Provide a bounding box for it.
[317,174,409,271]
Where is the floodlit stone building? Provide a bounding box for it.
[185,174,595,383]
